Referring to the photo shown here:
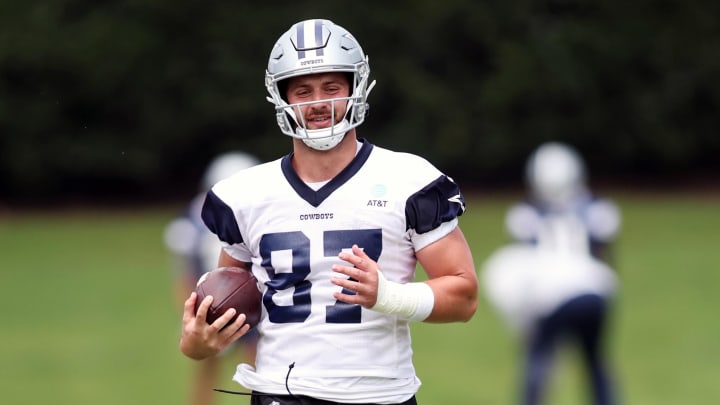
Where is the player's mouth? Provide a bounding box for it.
[306,116,332,128]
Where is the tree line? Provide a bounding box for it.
[1,0,717,203]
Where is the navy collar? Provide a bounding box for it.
[281,139,374,207]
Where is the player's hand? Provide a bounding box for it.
[331,244,380,308]
[179,292,250,360]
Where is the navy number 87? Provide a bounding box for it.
[259,229,382,324]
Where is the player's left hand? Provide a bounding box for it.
[331,244,380,308]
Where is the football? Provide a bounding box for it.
[194,267,262,329]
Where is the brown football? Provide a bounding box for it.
[194,267,262,328]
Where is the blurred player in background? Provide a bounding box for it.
[482,142,621,405]
[164,151,260,405]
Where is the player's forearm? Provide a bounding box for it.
[370,272,478,323]
[424,275,478,323]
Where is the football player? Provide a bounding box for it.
[178,19,478,405]
[164,151,260,405]
[482,142,621,405]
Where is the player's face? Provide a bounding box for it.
[285,72,350,130]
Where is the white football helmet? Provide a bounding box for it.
[526,142,587,207]
[201,151,260,191]
[265,19,376,150]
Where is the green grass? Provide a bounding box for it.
[1,193,718,405]
[0,209,190,405]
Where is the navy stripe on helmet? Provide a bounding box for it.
[314,20,324,56]
[297,22,306,59]
[296,20,325,59]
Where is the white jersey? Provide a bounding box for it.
[483,196,620,335]
[201,140,465,403]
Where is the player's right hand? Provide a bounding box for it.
[179,292,250,360]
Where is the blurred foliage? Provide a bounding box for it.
[1,0,718,202]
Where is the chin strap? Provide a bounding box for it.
[298,121,349,150]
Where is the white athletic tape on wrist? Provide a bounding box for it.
[371,269,435,321]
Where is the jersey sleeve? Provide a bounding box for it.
[404,174,465,234]
[200,189,255,263]
[404,174,466,251]
[200,190,243,245]
[586,198,622,241]
[505,202,542,242]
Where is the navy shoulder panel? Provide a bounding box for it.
[200,190,244,245]
[405,175,465,234]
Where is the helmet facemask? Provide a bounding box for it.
[265,19,376,150]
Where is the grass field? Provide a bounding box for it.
[1,192,718,405]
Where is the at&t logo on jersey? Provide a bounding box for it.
[367,183,389,208]
[367,199,388,207]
